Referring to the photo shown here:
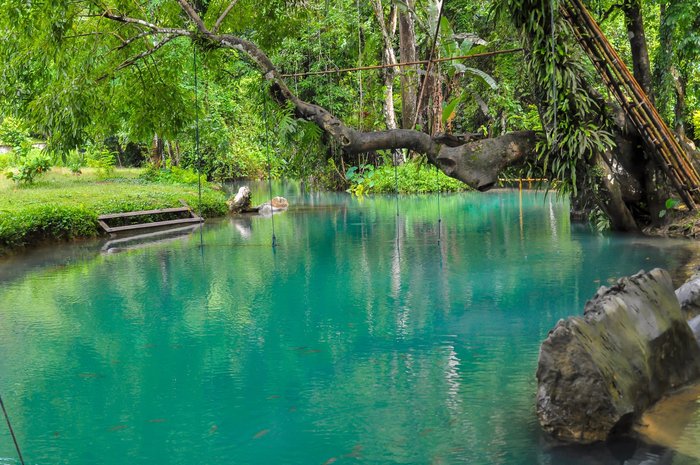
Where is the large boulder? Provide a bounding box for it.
[227,186,252,213]
[536,268,700,443]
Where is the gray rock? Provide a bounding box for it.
[227,186,252,213]
[690,315,700,348]
[675,270,700,319]
[536,268,700,443]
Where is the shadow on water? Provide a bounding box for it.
[542,436,690,465]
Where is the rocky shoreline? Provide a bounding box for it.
[536,268,700,444]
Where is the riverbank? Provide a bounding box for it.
[0,168,227,254]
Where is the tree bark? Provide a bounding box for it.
[623,0,654,101]
[371,0,399,131]
[398,0,419,129]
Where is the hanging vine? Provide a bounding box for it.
[494,0,616,196]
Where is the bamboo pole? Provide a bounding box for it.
[561,0,700,209]
[280,48,523,78]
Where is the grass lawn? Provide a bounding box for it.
[0,167,228,253]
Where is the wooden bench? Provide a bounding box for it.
[98,200,203,234]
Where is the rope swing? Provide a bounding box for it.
[0,394,26,465]
[261,84,278,248]
[193,45,203,220]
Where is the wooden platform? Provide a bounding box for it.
[98,200,203,234]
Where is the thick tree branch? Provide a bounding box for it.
[176,0,208,33]
[167,1,539,190]
[212,0,241,33]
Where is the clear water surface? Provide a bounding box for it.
[2,184,700,465]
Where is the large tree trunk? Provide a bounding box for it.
[398,0,419,129]
[371,0,399,131]
[623,0,654,101]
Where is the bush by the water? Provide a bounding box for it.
[346,159,470,195]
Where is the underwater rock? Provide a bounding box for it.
[536,268,700,443]
[227,186,252,213]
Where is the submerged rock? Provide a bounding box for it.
[536,269,700,443]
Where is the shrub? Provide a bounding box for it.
[345,158,470,195]
[5,150,51,185]
[0,153,12,170]
[140,164,206,185]
[85,145,116,178]
[0,205,98,249]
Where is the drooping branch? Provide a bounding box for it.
[99,12,190,36]
[99,34,182,80]
[98,0,537,191]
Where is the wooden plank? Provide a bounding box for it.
[98,206,191,220]
[106,217,204,233]
[97,219,113,233]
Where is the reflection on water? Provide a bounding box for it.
[2,183,700,465]
[636,384,700,461]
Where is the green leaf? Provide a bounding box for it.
[463,67,498,90]
[442,94,462,124]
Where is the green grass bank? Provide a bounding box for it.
[0,168,228,254]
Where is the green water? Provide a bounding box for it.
[2,186,700,465]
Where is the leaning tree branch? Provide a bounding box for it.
[170,0,538,190]
[212,0,241,33]
[112,30,155,51]
[99,12,190,35]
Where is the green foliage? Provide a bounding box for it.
[694,110,700,140]
[84,145,115,178]
[141,164,206,185]
[5,149,51,185]
[588,206,611,232]
[66,149,86,174]
[345,163,376,196]
[659,198,681,218]
[345,158,470,195]
[0,204,98,249]
[0,172,227,251]
[0,153,11,170]
[0,116,30,147]
[496,0,615,197]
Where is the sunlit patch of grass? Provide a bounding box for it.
[0,168,227,252]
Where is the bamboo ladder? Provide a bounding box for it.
[559,0,700,209]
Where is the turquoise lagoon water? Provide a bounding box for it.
[2,185,700,465]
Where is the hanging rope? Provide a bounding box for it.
[193,45,203,220]
[0,394,26,465]
[393,153,400,218]
[261,84,278,248]
[356,0,364,131]
[435,165,442,244]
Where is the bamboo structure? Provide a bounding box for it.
[560,0,700,209]
[279,49,523,78]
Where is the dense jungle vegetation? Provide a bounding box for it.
[0,0,699,231]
